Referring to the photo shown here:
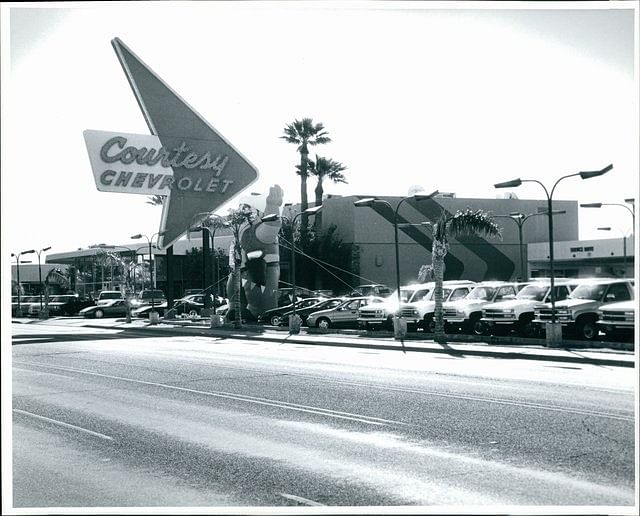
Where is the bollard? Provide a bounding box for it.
[149,310,160,325]
[289,314,302,335]
[393,316,407,340]
[545,322,563,347]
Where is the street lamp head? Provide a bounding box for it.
[494,179,522,189]
[624,198,635,204]
[579,164,613,179]
[597,227,612,231]
[508,212,525,219]
[130,234,143,239]
[397,221,432,228]
[413,190,439,201]
[41,246,52,252]
[354,197,377,207]
[261,213,279,222]
[22,249,36,255]
[580,203,603,208]
[303,205,323,215]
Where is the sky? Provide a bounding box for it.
[1,2,638,264]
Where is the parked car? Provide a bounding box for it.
[481,279,579,337]
[348,284,393,297]
[597,299,635,342]
[307,296,386,329]
[167,294,206,317]
[29,294,93,317]
[258,297,327,326]
[395,281,476,332]
[129,289,166,309]
[443,281,525,335]
[534,278,635,340]
[96,290,125,306]
[80,299,129,319]
[280,297,346,326]
[132,301,169,318]
[357,283,435,330]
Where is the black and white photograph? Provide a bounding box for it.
[2,1,638,514]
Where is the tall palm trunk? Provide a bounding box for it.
[232,243,242,329]
[299,149,309,234]
[313,177,324,229]
[432,239,448,343]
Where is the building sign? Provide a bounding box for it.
[85,130,233,195]
[85,38,259,248]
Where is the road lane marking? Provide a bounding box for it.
[13,408,114,441]
[277,492,324,506]
[287,375,634,422]
[13,367,73,379]
[13,362,404,427]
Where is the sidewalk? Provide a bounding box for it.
[14,316,636,368]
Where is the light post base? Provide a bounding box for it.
[210,314,224,328]
[289,315,302,335]
[39,309,49,320]
[393,316,407,340]
[149,311,160,325]
[545,322,563,347]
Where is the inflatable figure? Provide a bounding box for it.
[227,185,283,318]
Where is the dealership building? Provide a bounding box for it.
[30,192,633,299]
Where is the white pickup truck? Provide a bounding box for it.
[597,298,635,341]
[357,283,433,330]
[396,281,476,332]
[481,279,578,337]
[533,278,634,340]
[443,281,525,335]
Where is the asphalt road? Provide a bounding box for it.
[10,321,636,509]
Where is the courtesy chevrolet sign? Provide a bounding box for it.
[85,130,234,195]
[84,38,259,248]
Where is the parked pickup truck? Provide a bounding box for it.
[481,279,579,337]
[443,281,526,335]
[597,298,635,341]
[533,278,634,340]
[396,281,476,332]
[357,283,436,330]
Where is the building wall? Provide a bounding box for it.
[321,195,579,286]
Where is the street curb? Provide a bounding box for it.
[74,321,635,368]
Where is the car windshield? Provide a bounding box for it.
[100,292,122,300]
[569,284,607,301]
[467,287,497,300]
[140,290,165,300]
[404,288,431,302]
[516,285,549,301]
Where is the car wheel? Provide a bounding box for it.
[317,317,331,330]
[270,314,283,326]
[94,309,104,319]
[577,316,598,341]
[423,315,435,333]
[188,309,198,317]
[470,315,486,336]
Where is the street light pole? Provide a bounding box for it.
[580,200,635,231]
[11,249,35,314]
[190,215,225,316]
[597,226,628,276]
[277,208,321,333]
[495,164,612,346]
[131,231,165,323]
[495,211,566,281]
[354,191,439,339]
[35,246,52,310]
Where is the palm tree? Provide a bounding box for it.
[307,155,347,229]
[431,208,502,343]
[146,195,165,206]
[281,118,331,233]
[224,206,255,329]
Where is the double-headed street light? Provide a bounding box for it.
[597,226,629,276]
[494,211,566,281]
[12,249,35,314]
[354,191,439,338]
[131,231,166,323]
[34,246,52,311]
[280,206,322,332]
[580,199,635,232]
[495,164,612,346]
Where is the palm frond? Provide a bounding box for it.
[445,208,502,240]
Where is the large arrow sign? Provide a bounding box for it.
[94,38,259,248]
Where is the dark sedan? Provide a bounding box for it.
[257,297,326,326]
[280,297,346,326]
[80,299,129,319]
